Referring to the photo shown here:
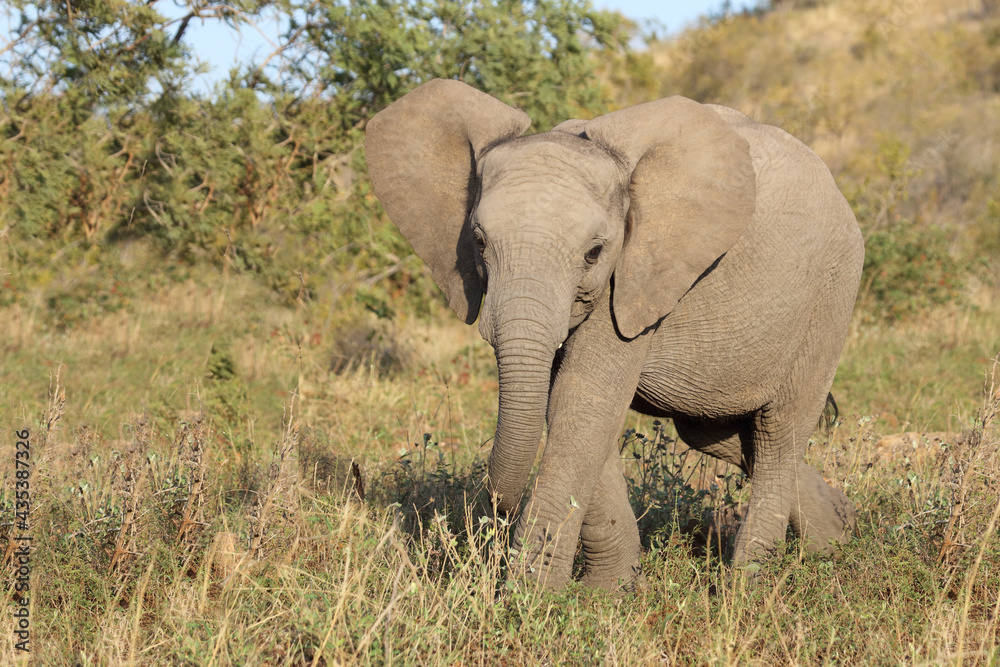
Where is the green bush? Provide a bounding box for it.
[621,421,746,553]
[862,223,965,321]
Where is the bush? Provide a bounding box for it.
[861,223,966,322]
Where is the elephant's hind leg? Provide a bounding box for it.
[579,452,643,590]
[789,462,855,554]
[732,403,801,564]
[734,272,857,563]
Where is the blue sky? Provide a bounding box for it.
[166,0,754,91]
[598,0,747,28]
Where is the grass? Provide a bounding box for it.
[2,259,999,664]
[835,290,1000,433]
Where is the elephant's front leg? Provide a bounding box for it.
[511,293,650,588]
[579,451,644,589]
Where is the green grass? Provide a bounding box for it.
[11,405,1000,664]
[835,294,1000,433]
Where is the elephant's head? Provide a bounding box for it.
[366,79,756,514]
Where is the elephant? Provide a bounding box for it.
[365,79,863,590]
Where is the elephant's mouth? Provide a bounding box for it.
[570,287,602,326]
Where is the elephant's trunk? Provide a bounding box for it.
[488,342,553,514]
[482,289,567,515]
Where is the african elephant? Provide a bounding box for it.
[365,79,863,590]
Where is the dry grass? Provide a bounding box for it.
[0,263,997,663]
[2,377,997,664]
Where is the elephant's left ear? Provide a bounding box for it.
[584,97,756,339]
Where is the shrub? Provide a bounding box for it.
[861,222,966,321]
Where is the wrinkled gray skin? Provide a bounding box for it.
[366,79,864,590]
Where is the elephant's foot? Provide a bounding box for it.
[731,482,791,565]
[788,462,855,554]
[731,526,783,566]
[507,500,581,589]
[578,452,645,591]
[580,554,645,591]
[506,538,574,589]
[731,462,856,564]
[507,522,641,591]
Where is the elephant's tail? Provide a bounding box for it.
[820,392,839,433]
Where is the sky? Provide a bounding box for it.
[598,0,747,28]
[165,0,756,92]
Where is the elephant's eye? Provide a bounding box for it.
[474,231,486,254]
[585,244,603,265]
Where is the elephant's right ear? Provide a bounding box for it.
[365,79,531,323]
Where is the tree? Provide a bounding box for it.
[265,0,628,130]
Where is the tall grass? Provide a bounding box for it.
[2,264,998,663]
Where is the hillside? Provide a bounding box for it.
[625,0,1000,249]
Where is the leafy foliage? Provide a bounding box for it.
[4,0,996,324]
[622,420,745,552]
[862,223,965,321]
[1,0,629,316]
[271,0,626,130]
[2,0,193,104]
